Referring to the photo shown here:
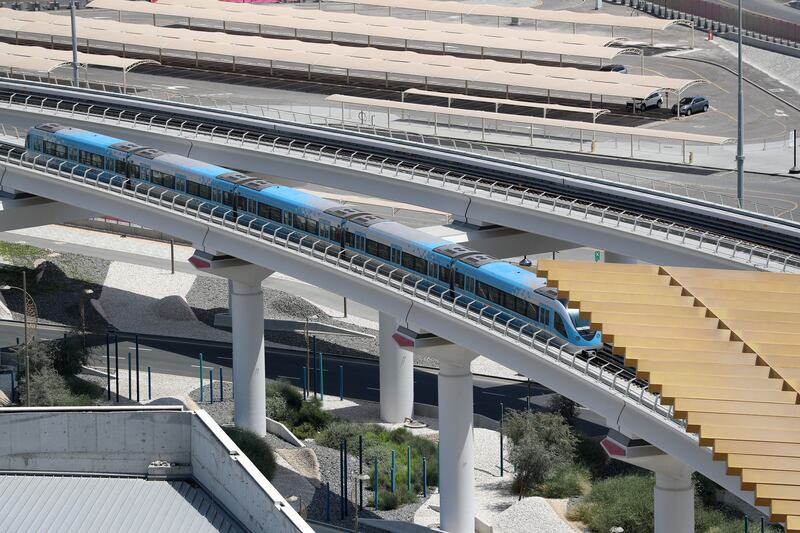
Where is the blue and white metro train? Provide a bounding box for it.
[25,123,602,350]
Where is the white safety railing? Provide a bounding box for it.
[1,94,797,272]
[1,149,682,432]
[152,90,796,222]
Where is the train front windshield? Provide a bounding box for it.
[568,308,596,341]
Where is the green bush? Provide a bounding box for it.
[224,427,276,480]
[267,379,303,410]
[549,394,578,423]
[265,395,289,422]
[575,435,610,479]
[570,473,655,533]
[536,464,590,498]
[504,410,576,497]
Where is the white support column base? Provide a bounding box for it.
[378,312,414,424]
[436,345,477,533]
[655,469,694,533]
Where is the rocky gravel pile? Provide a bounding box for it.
[186,276,379,358]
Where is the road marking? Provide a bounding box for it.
[367,387,380,391]
[191,364,214,370]
[277,375,298,381]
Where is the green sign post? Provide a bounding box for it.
[594,250,601,263]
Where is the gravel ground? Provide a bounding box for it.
[492,497,577,533]
[186,275,379,358]
[0,251,110,330]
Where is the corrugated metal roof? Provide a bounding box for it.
[0,475,245,533]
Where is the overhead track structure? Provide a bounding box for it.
[320,0,696,46]
[0,147,789,530]
[538,259,800,530]
[88,0,643,65]
[402,89,610,121]
[0,42,157,88]
[0,9,700,103]
[326,94,733,158]
[0,80,795,270]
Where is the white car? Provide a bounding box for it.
[626,91,663,112]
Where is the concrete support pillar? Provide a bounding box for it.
[655,469,694,533]
[190,252,273,436]
[378,312,414,423]
[601,430,694,533]
[230,278,268,436]
[436,346,477,533]
[604,250,638,264]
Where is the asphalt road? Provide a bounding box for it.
[0,320,567,427]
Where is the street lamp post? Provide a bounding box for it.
[353,473,371,532]
[80,288,94,358]
[70,0,79,87]
[1,272,38,407]
[736,0,745,206]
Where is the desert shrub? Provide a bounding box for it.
[267,379,303,409]
[571,473,655,533]
[224,427,276,480]
[265,394,289,422]
[575,435,610,479]
[548,394,578,423]
[536,464,591,498]
[504,409,576,497]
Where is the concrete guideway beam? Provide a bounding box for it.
[0,162,768,518]
[602,431,696,533]
[425,223,578,258]
[190,251,273,436]
[378,311,414,424]
[604,250,638,264]
[0,196,93,231]
[0,108,775,272]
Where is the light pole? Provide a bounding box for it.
[70,0,79,87]
[305,314,317,398]
[736,0,745,206]
[80,288,94,357]
[1,272,38,407]
[353,473,371,532]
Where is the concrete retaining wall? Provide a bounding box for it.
[0,407,313,533]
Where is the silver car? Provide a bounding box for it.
[626,91,663,112]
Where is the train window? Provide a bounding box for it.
[477,281,501,304]
[79,150,104,168]
[377,242,390,261]
[197,183,212,200]
[307,219,318,235]
[554,313,568,337]
[330,227,341,242]
[128,162,141,179]
[237,195,248,211]
[366,239,379,256]
[346,231,355,247]
[152,170,175,189]
[526,302,539,320]
[401,252,427,275]
[294,215,307,231]
[539,307,550,325]
[257,202,269,219]
[222,191,235,207]
[515,297,527,316]
[115,159,127,175]
[438,266,451,284]
[42,140,68,159]
[502,292,516,312]
[455,271,464,289]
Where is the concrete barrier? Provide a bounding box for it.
[266,416,306,448]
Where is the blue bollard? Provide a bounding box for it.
[374,457,379,510]
[319,351,324,400]
[325,481,331,522]
[209,369,214,404]
[422,457,428,498]
[199,352,204,402]
[339,364,343,401]
[219,367,223,402]
[312,336,317,398]
[147,366,152,401]
[115,335,119,403]
[302,366,307,400]
[407,446,411,491]
[391,449,396,494]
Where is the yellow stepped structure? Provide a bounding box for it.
[536,260,800,529]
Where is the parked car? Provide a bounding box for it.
[626,91,663,112]
[599,64,627,73]
[672,96,710,116]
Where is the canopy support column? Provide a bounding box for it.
[651,29,655,45]
[682,139,687,163]
[481,118,485,141]
[641,52,645,75]
[530,124,534,146]
[433,112,437,136]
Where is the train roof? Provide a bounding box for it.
[152,153,235,179]
[478,261,547,288]
[368,220,450,249]
[262,186,340,212]
[41,124,129,150]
